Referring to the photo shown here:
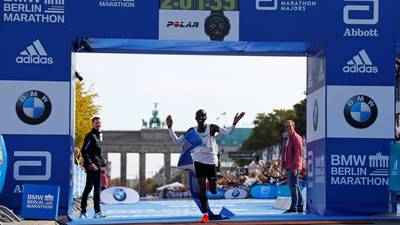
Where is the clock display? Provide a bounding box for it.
[160,0,239,11]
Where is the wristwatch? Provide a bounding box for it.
[204,11,231,41]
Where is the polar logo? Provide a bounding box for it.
[256,0,278,10]
[343,0,379,25]
[13,151,51,181]
[343,49,378,74]
[16,40,54,65]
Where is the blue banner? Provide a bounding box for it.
[306,139,326,215]
[21,184,60,220]
[0,135,72,215]
[239,0,326,42]
[71,0,159,39]
[390,143,400,192]
[325,0,396,86]
[325,138,391,215]
[0,32,71,81]
[0,135,7,195]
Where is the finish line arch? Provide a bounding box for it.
[0,0,399,217]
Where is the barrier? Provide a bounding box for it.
[224,188,248,199]
[390,143,400,192]
[251,184,277,199]
[72,165,87,198]
[206,189,226,199]
[100,186,139,204]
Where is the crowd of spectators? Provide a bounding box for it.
[217,156,306,190]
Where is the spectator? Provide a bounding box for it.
[280,120,304,213]
[101,169,110,190]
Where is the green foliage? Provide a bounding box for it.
[111,177,121,186]
[75,82,101,149]
[293,98,306,136]
[239,98,306,152]
[145,178,159,194]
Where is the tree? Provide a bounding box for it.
[145,178,159,194]
[239,98,306,152]
[75,81,101,149]
[111,177,122,186]
[293,99,306,137]
[240,109,296,152]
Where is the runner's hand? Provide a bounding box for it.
[166,115,173,128]
[233,112,245,125]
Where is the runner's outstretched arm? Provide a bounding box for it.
[214,112,245,135]
[166,115,184,144]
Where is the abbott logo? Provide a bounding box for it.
[16,40,54,65]
[343,49,378,74]
[343,0,379,25]
[13,151,51,181]
[256,0,278,10]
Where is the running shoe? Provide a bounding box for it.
[79,213,89,219]
[198,214,209,223]
[94,212,107,218]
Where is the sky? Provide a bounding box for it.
[75,53,306,179]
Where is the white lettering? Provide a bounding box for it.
[13,151,51,181]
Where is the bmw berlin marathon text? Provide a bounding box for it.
[3,0,65,24]
[331,152,389,186]
[26,194,55,210]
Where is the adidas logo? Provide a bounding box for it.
[16,40,54,65]
[342,49,378,74]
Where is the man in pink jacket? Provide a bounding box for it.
[280,120,304,213]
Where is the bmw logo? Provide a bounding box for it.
[344,95,378,129]
[232,189,240,198]
[113,188,127,201]
[16,90,52,125]
[313,100,318,132]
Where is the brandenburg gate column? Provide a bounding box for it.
[164,152,171,185]
[139,152,146,197]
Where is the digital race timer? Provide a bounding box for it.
[160,0,239,11]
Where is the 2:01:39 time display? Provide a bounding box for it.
[160,0,239,11]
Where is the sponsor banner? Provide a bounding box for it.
[307,86,326,143]
[240,0,326,41]
[224,188,248,199]
[327,0,394,41]
[250,184,277,199]
[307,49,326,94]
[228,152,257,159]
[0,80,70,135]
[0,34,71,81]
[397,1,400,44]
[21,184,60,220]
[0,135,71,214]
[325,138,391,215]
[0,135,7,194]
[101,186,140,204]
[71,0,158,38]
[389,143,400,192]
[326,43,395,86]
[326,85,394,139]
[306,138,326,215]
[159,10,239,41]
[2,0,66,25]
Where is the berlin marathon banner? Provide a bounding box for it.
[3,0,65,24]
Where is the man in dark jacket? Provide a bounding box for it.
[80,117,107,218]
